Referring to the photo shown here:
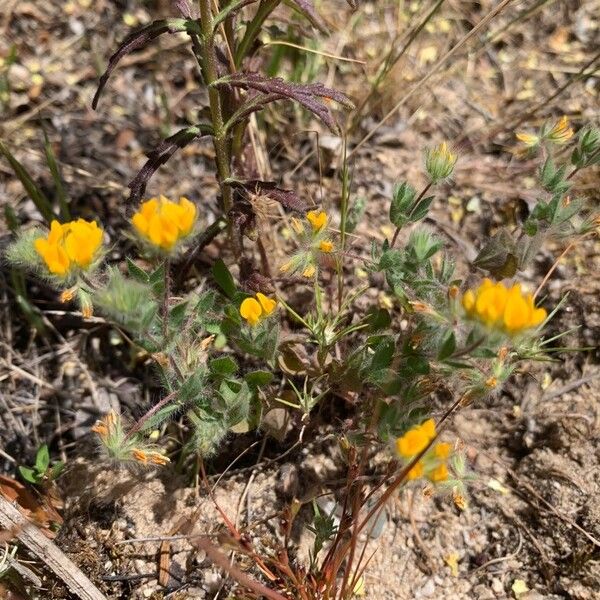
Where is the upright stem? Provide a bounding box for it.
[197,0,239,254]
[162,257,170,343]
[337,140,350,312]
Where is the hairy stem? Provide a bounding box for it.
[125,390,178,441]
[198,0,239,255]
[162,257,170,343]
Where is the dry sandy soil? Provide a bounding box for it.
[0,0,599,599]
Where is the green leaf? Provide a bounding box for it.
[370,336,395,371]
[0,140,56,223]
[18,466,38,484]
[49,461,65,480]
[389,182,416,228]
[245,370,273,387]
[210,355,238,376]
[178,367,207,404]
[169,301,188,329]
[141,404,181,431]
[127,257,150,283]
[409,195,434,222]
[437,330,456,360]
[149,263,166,296]
[212,259,237,299]
[367,307,391,332]
[35,444,50,473]
[405,354,430,375]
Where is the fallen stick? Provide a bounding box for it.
[0,495,107,600]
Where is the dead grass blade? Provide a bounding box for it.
[349,0,516,157]
[0,495,107,600]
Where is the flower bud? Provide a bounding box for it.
[425,142,457,183]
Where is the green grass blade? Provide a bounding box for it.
[0,139,57,224]
[43,129,70,221]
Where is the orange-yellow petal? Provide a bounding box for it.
[462,289,475,313]
[406,461,424,481]
[427,463,449,483]
[434,442,452,460]
[256,292,276,316]
[319,240,334,253]
[396,428,429,458]
[302,265,316,278]
[306,210,327,232]
[420,418,436,441]
[240,297,262,326]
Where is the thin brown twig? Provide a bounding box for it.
[192,536,288,600]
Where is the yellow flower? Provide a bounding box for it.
[34,219,103,277]
[240,292,277,326]
[280,260,293,273]
[91,421,108,438]
[546,115,573,144]
[132,195,196,250]
[485,376,498,389]
[132,448,170,465]
[515,131,539,147]
[434,442,452,460]
[91,410,118,440]
[306,210,327,232]
[60,287,76,303]
[396,419,436,458]
[302,265,316,278]
[452,488,467,510]
[427,463,449,483]
[462,278,546,334]
[406,461,424,480]
[319,240,334,253]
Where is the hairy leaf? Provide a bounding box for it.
[128,123,213,202]
[173,0,199,18]
[225,92,285,130]
[92,18,201,109]
[227,178,307,211]
[214,72,354,133]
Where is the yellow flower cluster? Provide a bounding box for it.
[34,219,103,277]
[92,411,169,465]
[132,195,196,250]
[280,210,334,278]
[395,419,451,483]
[240,292,277,326]
[462,279,546,334]
[516,115,574,147]
[132,448,170,466]
[91,410,118,439]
